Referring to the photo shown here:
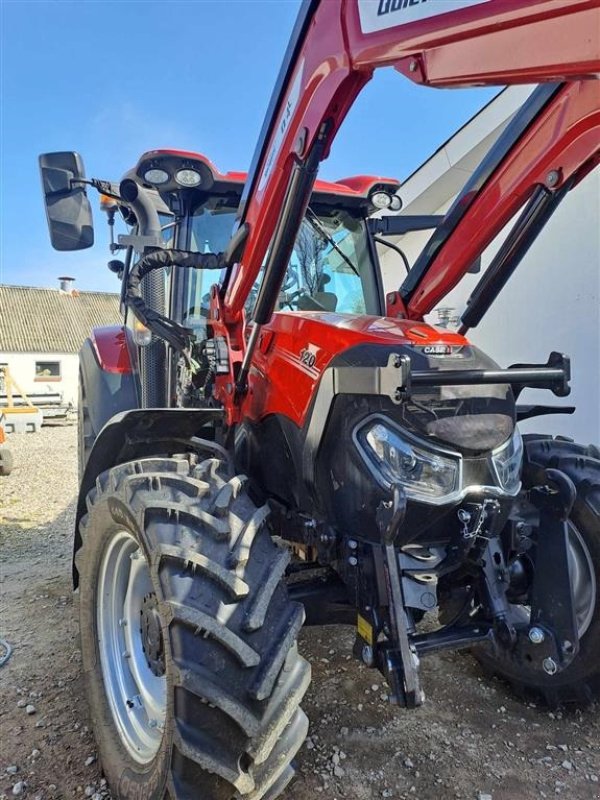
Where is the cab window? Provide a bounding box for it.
[183,197,239,337]
[248,207,381,317]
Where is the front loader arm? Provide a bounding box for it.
[222,0,600,326]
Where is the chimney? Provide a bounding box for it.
[58,276,76,294]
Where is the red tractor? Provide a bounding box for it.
[40,1,599,798]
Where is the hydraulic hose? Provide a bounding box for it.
[125,249,225,354]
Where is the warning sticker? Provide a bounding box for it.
[258,61,304,192]
[357,614,374,645]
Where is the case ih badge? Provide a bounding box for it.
[421,344,452,356]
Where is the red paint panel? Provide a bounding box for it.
[91,326,133,375]
[242,312,467,426]
[346,0,600,80]
[330,175,400,195]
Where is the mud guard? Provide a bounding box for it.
[79,333,140,439]
[73,407,223,586]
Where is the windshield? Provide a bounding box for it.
[248,207,381,317]
[189,201,238,254]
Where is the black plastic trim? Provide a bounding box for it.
[369,215,444,236]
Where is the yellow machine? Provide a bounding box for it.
[0,366,42,435]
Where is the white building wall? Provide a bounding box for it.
[0,352,79,408]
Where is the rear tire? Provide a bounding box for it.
[77,454,310,800]
[474,436,600,706]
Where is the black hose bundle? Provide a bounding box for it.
[125,249,225,354]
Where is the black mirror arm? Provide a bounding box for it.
[69,177,121,201]
[368,215,444,236]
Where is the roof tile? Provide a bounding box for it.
[0,285,122,354]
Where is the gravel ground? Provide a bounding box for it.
[1,426,599,800]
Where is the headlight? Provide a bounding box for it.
[357,420,460,502]
[491,428,523,494]
[144,168,169,185]
[370,191,392,209]
[175,168,202,187]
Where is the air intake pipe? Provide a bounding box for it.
[119,178,167,409]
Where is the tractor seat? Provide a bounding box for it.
[297,292,338,312]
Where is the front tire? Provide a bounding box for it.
[77,454,310,800]
[475,436,600,706]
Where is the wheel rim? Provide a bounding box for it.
[567,521,597,638]
[97,531,166,763]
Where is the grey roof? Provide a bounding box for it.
[0,285,122,354]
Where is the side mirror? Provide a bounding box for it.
[39,152,94,251]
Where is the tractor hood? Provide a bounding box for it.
[250,312,516,456]
[329,337,516,456]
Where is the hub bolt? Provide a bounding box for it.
[348,540,358,550]
[543,657,558,676]
[348,556,358,567]
[528,627,545,645]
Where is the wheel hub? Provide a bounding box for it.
[140,593,165,677]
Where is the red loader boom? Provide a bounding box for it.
[211,0,600,419]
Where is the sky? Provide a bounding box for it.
[0,0,497,294]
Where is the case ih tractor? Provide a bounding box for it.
[40,1,599,798]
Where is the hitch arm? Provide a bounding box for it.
[376,487,424,708]
[527,469,580,670]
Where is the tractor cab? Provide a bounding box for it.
[40,148,400,412]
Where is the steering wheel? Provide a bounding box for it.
[278,267,302,309]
